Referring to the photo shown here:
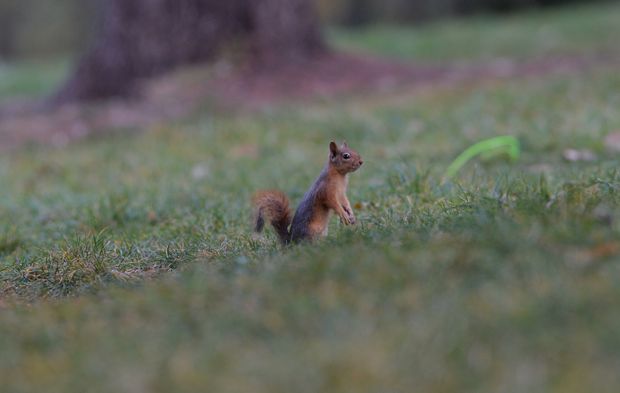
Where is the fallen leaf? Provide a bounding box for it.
[604,132,620,152]
[191,163,210,179]
[231,144,259,159]
[590,242,620,259]
[562,148,596,162]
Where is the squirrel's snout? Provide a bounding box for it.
[359,160,364,166]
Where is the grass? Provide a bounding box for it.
[330,2,620,62]
[2,3,620,392]
[0,57,69,102]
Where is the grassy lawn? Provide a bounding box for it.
[330,2,620,62]
[2,4,620,393]
[0,58,69,102]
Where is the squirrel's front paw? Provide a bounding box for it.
[340,214,356,225]
[341,205,356,225]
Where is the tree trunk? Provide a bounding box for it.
[54,0,325,103]
[0,2,19,60]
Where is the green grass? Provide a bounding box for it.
[0,58,69,101]
[330,2,620,62]
[2,4,620,393]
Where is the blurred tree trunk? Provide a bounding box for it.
[0,17,15,60]
[0,2,19,60]
[342,0,373,26]
[55,0,325,103]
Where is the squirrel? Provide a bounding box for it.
[253,141,363,244]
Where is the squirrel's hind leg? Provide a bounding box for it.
[254,209,265,232]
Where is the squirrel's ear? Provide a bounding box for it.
[342,140,348,148]
[329,141,339,158]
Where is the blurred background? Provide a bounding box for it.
[0,0,614,61]
[2,2,620,392]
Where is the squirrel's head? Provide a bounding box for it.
[329,141,363,174]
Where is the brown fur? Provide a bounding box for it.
[252,190,292,243]
[253,141,363,244]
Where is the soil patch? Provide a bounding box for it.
[1,51,618,151]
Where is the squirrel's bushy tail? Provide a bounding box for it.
[253,190,292,244]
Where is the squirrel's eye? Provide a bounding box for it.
[343,153,351,160]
